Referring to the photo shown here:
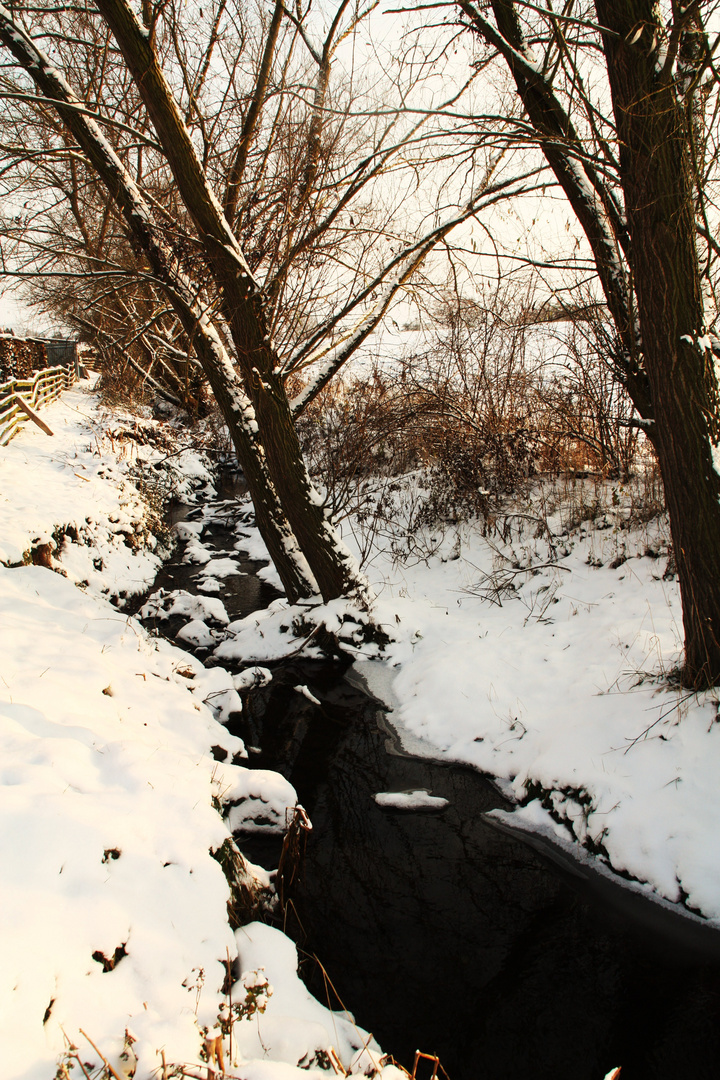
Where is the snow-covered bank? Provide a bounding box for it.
[0,376,211,593]
[0,382,387,1079]
[353,485,720,924]
[217,472,720,926]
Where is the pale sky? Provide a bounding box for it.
[0,286,29,334]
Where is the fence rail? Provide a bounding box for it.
[0,365,77,446]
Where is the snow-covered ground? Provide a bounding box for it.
[220,472,720,925]
[0,381,391,1080]
[357,493,720,922]
[2,377,718,1080]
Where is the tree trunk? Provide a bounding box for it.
[459,0,655,426]
[0,6,319,604]
[595,0,720,687]
[94,0,370,605]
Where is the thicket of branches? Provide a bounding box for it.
[298,285,647,525]
[0,0,540,609]
[0,0,526,390]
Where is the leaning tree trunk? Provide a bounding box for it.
[596,0,720,687]
[94,0,369,605]
[460,0,655,426]
[0,6,319,605]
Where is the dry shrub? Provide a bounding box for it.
[397,294,543,523]
[297,291,664,542]
[537,316,641,480]
[98,347,155,410]
[97,337,209,417]
[297,293,543,523]
[296,368,418,518]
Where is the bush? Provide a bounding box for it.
[296,289,662,542]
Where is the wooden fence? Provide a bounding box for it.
[0,365,77,446]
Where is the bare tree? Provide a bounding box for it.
[0,0,535,610]
[0,2,323,603]
[457,0,720,688]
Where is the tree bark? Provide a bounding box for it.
[595,0,720,687]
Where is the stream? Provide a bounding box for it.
[134,482,720,1080]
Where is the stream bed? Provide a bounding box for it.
[134,484,720,1080]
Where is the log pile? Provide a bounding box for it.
[0,335,48,382]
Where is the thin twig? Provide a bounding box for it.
[78,1029,125,1080]
[226,946,233,1068]
[623,692,696,753]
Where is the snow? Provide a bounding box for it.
[339,476,720,924]
[200,554,245,578]
[294,683,322,705]
[373,790,449,810]
[189,664,244,722]
[5,375,720,1078]
[0,380,383,1079]
[222,769,298,834]
[176,617,222,648]
[0,558,239,1078]
[141,588,230,625]
[234,666,273,691]
[233,923,384,1073]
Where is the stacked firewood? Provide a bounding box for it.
[0,336,48,382]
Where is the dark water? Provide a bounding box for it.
[137,481,720,1080]
[240,674,720,1080]
[128,490,281,632]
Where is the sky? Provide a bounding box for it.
[0,285,30,333]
